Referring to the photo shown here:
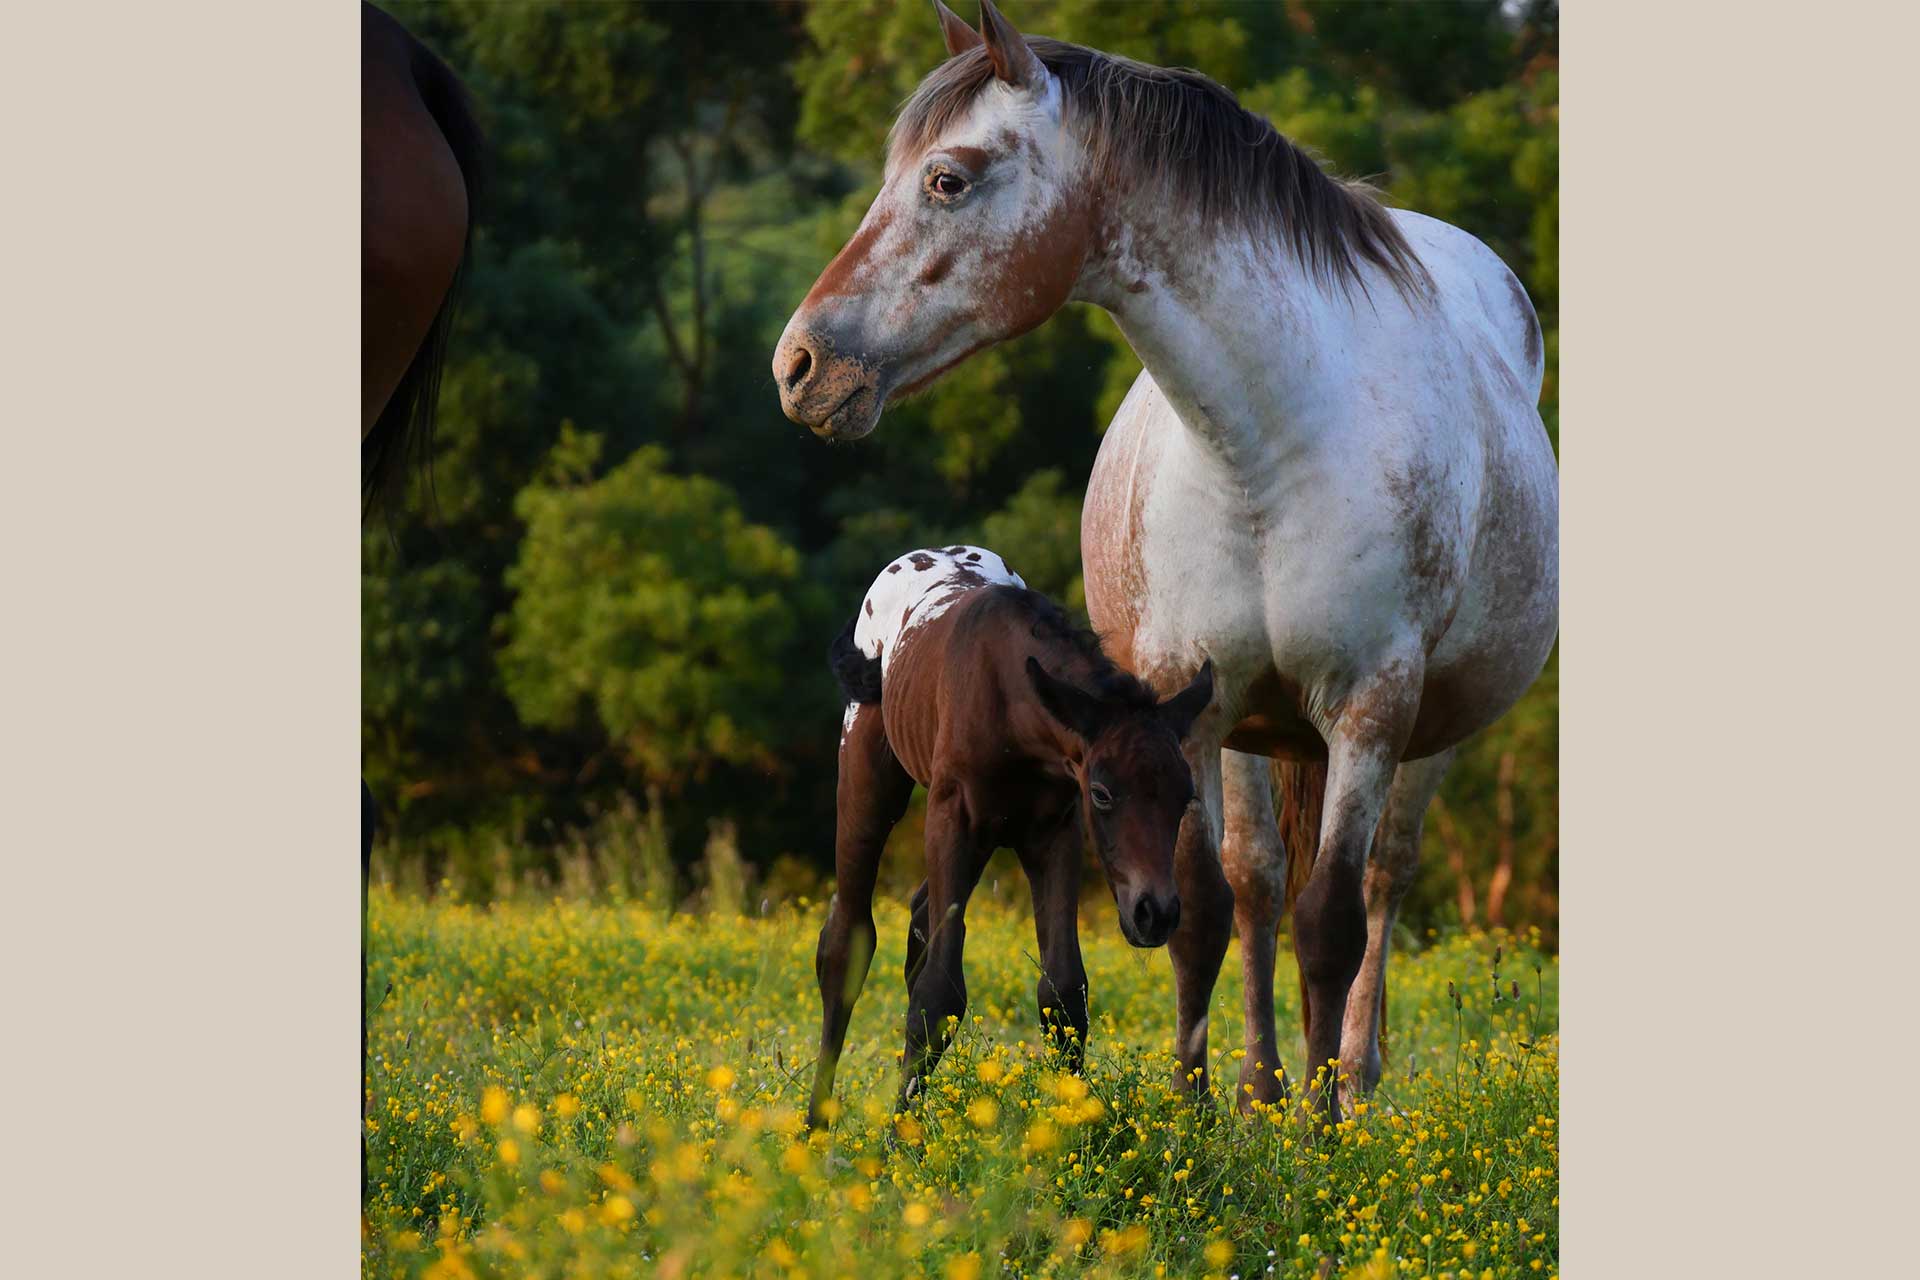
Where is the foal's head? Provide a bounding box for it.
[774,1,1096,439]
[1026,656,1213,948]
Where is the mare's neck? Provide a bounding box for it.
[1076,208,1359,469]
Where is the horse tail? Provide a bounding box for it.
[1277,760,1329,1043]
[362,29,486,516]
[829,616,883,705]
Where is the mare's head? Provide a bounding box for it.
[774,1,1097,439]
[1026,656,1213,948]
[772,1,1428,439]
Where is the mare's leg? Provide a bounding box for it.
[1015,814,1090,1071]
[1292,665,1423,1119]
[1219,750,1289,1110]
[896,781,986,1111]
[808,703,913,1128]
[1338,749,1454,1105]
[1168,740,1233,1095]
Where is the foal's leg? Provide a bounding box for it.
[1016,815,1090,1071]
[1168,739,1233,1096]
[1338,749,1454,1106]
[896,781,986,1111]
[1292,668,1422,1119]
[808,703,913,1128]
[904,879,930,992]
[1219,750,1289,1110]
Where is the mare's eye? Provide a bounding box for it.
[927,170,970,199]
[1089,783,1114,811]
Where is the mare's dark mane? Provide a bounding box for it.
[891,37,1430,301]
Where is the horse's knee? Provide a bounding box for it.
[816,901,874,984]
[1222,831,1285,931]
[1294,861,1367,990]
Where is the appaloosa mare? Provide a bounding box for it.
[775,3,1558,1119]
[810,545,1212,1127]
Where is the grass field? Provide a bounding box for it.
[362,887,1558,1280]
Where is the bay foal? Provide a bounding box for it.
[808,546,1212,1128]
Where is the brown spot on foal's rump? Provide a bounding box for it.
[966,552,981,562]
[865,600,874,616]
[886,563,902,574]
[909,553,937,571]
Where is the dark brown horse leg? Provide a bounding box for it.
[903,879,930,992]
[1293,671,1421,1120]
[1016,816,1089,1071]
[895,782,982,1111]
[1337,749,1453,1107]
[1169,742,1233,1096]
[1219,750,1289,1110]
[808,705,912,1128]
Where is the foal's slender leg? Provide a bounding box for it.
[1338,749,1454,1106]
[1016,814,1090,1071]
[896,781,985,1111]
[1168,739,1233,1095]
[1293,668,1422,1119]
[808,703,913,1129]
[1219,750,1289,1110]
[904,879,930,992]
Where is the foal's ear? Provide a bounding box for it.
[1027,657,1106,741]
[978,0,1042,88]
[1157,659,1215,739]
[932,1,983,58]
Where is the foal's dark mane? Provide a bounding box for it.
[890,38,1431,300]
[992,586,1159,711]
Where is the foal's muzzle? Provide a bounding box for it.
[1120,891,1181,948]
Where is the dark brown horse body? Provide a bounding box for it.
[809,551,1211,1126]
[361,1,482,512]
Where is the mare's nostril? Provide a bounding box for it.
[782,345,814,391]
[1133,896,1156,938]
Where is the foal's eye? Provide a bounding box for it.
[1089,783,1114,812]
[926,170,970,200]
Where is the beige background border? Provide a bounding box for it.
[4,2,1915,1275]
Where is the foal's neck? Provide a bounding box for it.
[1078,206,1362,468]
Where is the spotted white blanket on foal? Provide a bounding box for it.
[854,545,1025,677]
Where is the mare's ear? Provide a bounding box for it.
[1157,659,1215,739]
[1026,657,1106,742]
[978,0,1042,88]
[933,1,983,58]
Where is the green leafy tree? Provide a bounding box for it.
[501,429,807,786]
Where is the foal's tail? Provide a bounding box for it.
[1277,760,1330,1045]
[829,616,883,704]
[362,29,486,516]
